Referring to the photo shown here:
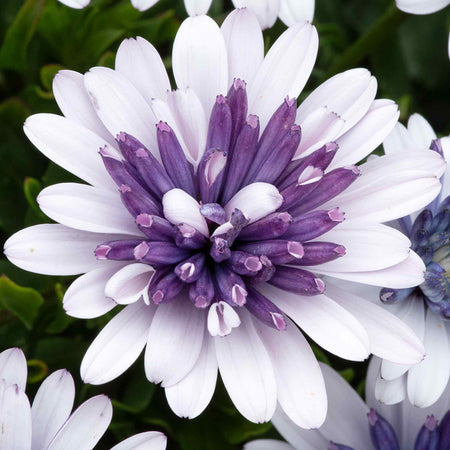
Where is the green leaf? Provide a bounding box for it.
[114,372,156,413]
[0,275,44,329]
[27,359,49,383]
[0,0,47,72]
[222,415,272,445]
[40,63,64,92]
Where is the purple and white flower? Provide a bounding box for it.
[231,0,314,29]
[366,114,450,409]
[245,357,450,450]
[4,8,445,427]
[0,347,167,450]
[57,0,212,15]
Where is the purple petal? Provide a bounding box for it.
[268,266,325,296]
[245,286,287,330]
[238,212,292,241]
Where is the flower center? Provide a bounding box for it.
[94,79,357,335]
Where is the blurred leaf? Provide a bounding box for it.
[222,415,272,445]
[40,63,64,91]
[0,0,47,72]
[27,358,48,383]
[339,368,355,383]
[114,372,156,413]
[0,275,44,329]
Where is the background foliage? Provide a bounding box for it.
[0,0,449,448]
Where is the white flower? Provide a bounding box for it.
[4,8,445,427]
[396,0,449,15]
[361,114,450,410]
[0,348,167,450]
[57,0,212,15]
[231,0,314,29]
[245,357,450,449]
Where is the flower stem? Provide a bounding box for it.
[326,3,407,77]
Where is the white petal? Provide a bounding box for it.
[184,0,212,15]
[260,284,370,361]
[38,183,139,236]
[318,363,371,447]
[31,369,75,450]
[375,374,406,405]
[297,68,377,137]
[0,348,27,391]
[63,264,124,318]
[319,250,426,288]
[295,106,345,157]
[325,281,425,364]
[111,432,167,450]
[279,0,315,25]
[105,263,154,305]
[53,70,114,145]
[4,224,113,276]
[23,114,116,190]
[244,440,294,450]
[81,301,155,384]
[255,318,327,429]
[407,113,437,148]
[84,67,159,159]
[271,407,328,450]
[407,309,450,407]
[249,22,318,129]
[172,15,228,116]
[224,182,283,224]
[314,223,412,273]
[145,298,206,387]
[47,395,112,450]
[162,189,209,236]
[207,301,241,336]
[215,310,277,423]
[130,0,159,11]
[232,0,280,29]
[57,0,90,8]
[383,121,417,155]
[165,335,217,419]
[396,0,450,14]
[0,381,32,450]
[165,88,208,165]
[221,8,264,86]
[115,37,171,103]
[329,99,400,169]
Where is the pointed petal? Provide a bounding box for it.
[31,369,75,450]
[81,301,155,384]
[0,348,27,391]
[110,432,167,450]
[165,335,217,418]
[215,310,277,423]
[407,113,436,148]
[47,395,112,450]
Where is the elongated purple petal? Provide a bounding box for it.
[175,253,205,283]
[238,212,292,241]
[289,241,346,266]
[135,214,174,241]
[189,267,215,308]
[228,251,262,276]
[227,79,248,153]
[248,255,275,284]
[368,409,400,450]
[198,148,228,203]
[206,95,232,154]
[214,264,247,306]
[174,224,208,250]
[95,239,144,261]
[268,266,325,296]
[157,122,196,197]
[245,286,286,330]
[139,241,191,265]
[283,208,344,242]
[150,271,184,304]
[237,240,304,265]
[120,185,161,217]
[414,415,440,450]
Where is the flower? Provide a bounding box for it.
[0,347,167,449]
[244,357,450,450]
[395,0,449,15]
[4,8,444,427]
[231,0,314,29]
[57,0,212,15]
[366,114,450,409]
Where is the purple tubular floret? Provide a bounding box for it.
[198,148,228,203]
[175,253,206,283]
[245,286,286,330]
[268,266,325,296]
[189,267,215,308]
[228,251,263,276]
[174,223,208,250]
[368,409,400,450]
[238,212,292,241]
[227,79,248,154]
[237,240,304,265]
[288,241,346,266]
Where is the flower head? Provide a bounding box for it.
[245,358,450,450]
[370,114,450,409]
[4,9,444,426]
[0,348,167,450]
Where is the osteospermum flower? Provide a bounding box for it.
[231,0,314,29]
[57,0,212,15]
[396,0,449,14]
[4,8,445,426]
[367,114,450,409]
[0,348,167,449]
[245,358,450,450]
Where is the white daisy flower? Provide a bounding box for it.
[231,0,314,29]
[396,0,449,15]
[4,9,445,427]
[0,347,167,450]
[245,358,450,449]
[363,114,450,410]
[57,0,212,15]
